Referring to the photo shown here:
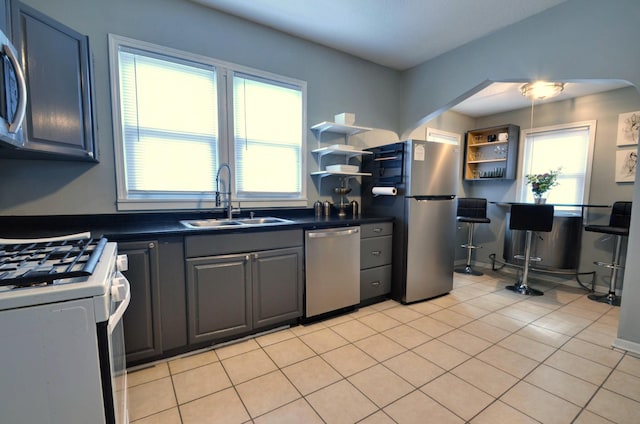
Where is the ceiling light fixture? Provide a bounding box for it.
[520,81,565,100]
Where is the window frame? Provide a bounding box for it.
[108,34,307,211]
[517,120,597,211]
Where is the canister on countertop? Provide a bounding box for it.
[314,200,322,217]
[350,200,359,216]
[323,200,331,217]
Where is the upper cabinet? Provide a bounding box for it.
[463,124,519,181]
[4,1,97,161]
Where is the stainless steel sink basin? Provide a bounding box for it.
[180,216,293,229]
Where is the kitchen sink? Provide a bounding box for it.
[180,216,293,229]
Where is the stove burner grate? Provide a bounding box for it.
[0,237,108,287]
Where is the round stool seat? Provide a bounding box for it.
[584,224,629,237]
[457,216,491,224]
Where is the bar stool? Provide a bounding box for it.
[455,198,491,276]
[506,204,554,296]
[585,201,632,306]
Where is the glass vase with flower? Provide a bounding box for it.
[525,169,561,204]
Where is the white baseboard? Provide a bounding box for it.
[612,337,640,356]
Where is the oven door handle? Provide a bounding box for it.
[108,272,131,332]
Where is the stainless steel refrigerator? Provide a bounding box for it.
[362,139,459,303]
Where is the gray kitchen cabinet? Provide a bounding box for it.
[360,222,393,302]
[7,1,96,161]
[0,0,9,35]
[118,240,162,364]
[185,229,303,345]
[186,253,252,344]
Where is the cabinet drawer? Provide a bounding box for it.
[360,235,392,269]
[360,265,391,300]
[360,222,393,239]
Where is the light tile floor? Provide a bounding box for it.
[127,271,640,424]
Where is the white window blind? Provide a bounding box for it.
[118,49,218,196]
[520,122,595,207]
[233,73,303,198]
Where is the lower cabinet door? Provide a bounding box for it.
[119,241,162,364]
[360,265,392,301]
[252,247,303,328]
[186,253,252,344]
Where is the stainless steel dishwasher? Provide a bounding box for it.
[304,226,360,318]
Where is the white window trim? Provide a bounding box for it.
[108,34,307,211]
[516,120,597,208]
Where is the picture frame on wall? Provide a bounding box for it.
[615,147,638,183]
[616,110,640,146]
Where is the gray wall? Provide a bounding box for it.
[398,0,640,351]
[0,0,401,215]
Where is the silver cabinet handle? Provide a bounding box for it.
[3,44,27,134]
[371,251,382,256]
[371,281,381,286]
[148,242,155,249]
[372,228,383,233]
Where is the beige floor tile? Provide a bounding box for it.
[263,337,315,368]
[130,407,182,424]
[430,308,475,327]
[383,350,444,387]
[587,388,640,424]
[406,299,443,315]
[501,381,581,424]
[253,398,323,424]
[235,370,300,418]
[289,321,326,337]
[172,361,232,404]
[516,324,571,348]
[479,312,528,332]
[349,364,414,407]
[450,286,484,301]
[179,387,249,424]
[603,370,640,402]
[497,304,548,323]
[407,315,455,338]
[255,328,296,347]
[532,311,592,336]
[168,350,218,375]
[128,362,171,387]
[448,302,491,319]
[561,338,623,368]
[381,305,423,323]
[306,380,378,424]
[525,364,598,406]
[570,296,613,314]
[421,373,494,421]
[573,409,616,424]
[476,345,538,379]
[281,356,342,395]
[451,357,518,397]
[323,313,356,327]
[480,291,521,307]
[349,305,378,319]
[575,327,618,349]
[588,320,618,336]
[544,350,612,385]
[413,339,470,370]
[221,348,278,384]
[429,294,461,308]
[616,354,640,378]
[321,344,377,377]
[299,327,349,354]
[382,323,432,348]
[498,333,556,362]
[439,329,492,356]
[354,333,407,362]
[331,319,378,341]
[357,311,402,332]
[214,338,261,360]
[369,299,401,311]
[464,295,509,312]
[559,304,605,321]
[384,390,464,424]
[470,400,539,424]
[460,320,511,343]
[128,377,177,422]
[358,410,397,424]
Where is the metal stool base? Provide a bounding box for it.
[505,283,544,296]
[454,266,483,276]
[588,292,621,306]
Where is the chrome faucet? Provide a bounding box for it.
[215,163,233,219]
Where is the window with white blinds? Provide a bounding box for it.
[519,121,596,209]
[233,73,303,198]
[109,35,307,210]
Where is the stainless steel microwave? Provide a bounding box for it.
[0,29,26,148]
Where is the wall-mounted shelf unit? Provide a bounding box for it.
[463,124,519,181]
[311,121,372,137]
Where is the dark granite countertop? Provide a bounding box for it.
[0,209,394,241]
